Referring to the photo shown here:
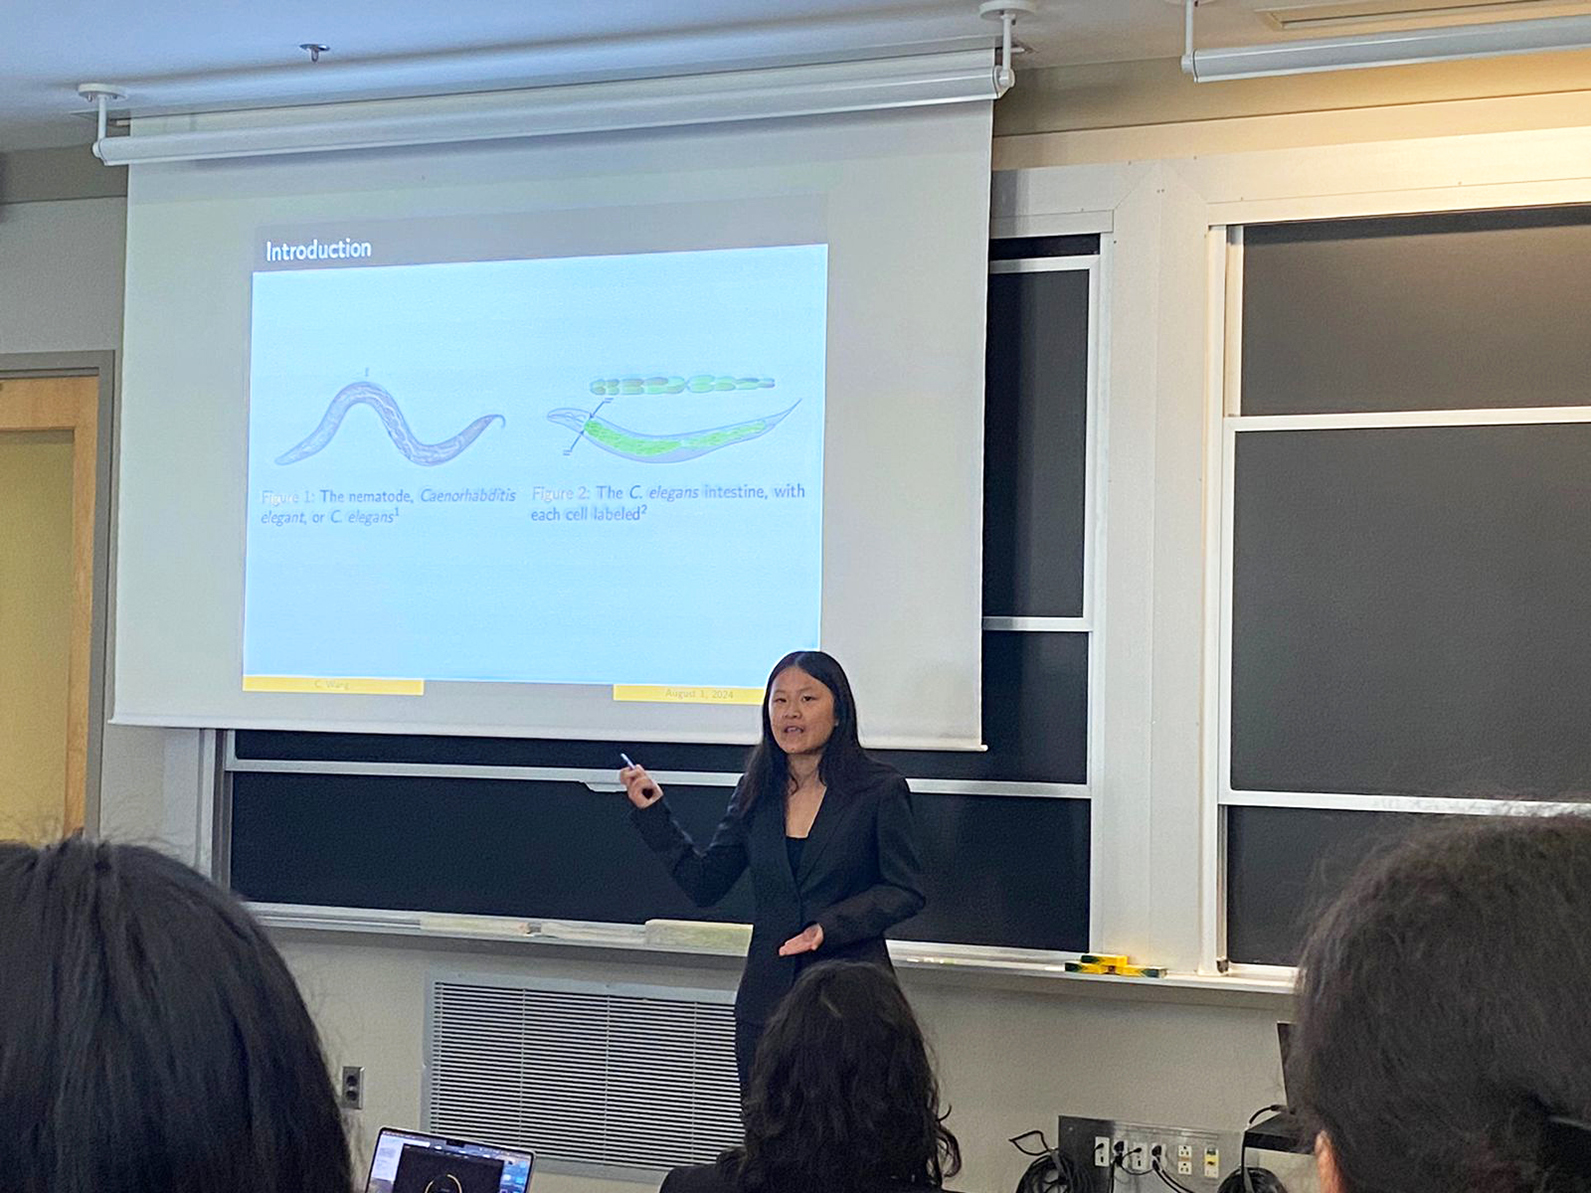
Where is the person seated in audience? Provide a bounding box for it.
[661,960,959,1193]
[0,837,352,1193]
[1290,815,1591,1193]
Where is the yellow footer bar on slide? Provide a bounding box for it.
[243,676,425,695]
[613,685,763,705]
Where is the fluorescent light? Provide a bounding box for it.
[91,49,998,166]
[1183,11,1591,79]
[1249,0,1567,33]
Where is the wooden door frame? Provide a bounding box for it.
[0,352,115,835]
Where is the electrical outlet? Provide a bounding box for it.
[1204,1145,1221,1179]
[339,1064,364,1110]
[1058,1114,1237,1190]
[1123,1139,1151,1175]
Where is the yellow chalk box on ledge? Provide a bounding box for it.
[1078,953,1131,967]
[1066,955,1167,979]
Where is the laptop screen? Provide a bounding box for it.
[366,1128,534,1193]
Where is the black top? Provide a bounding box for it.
[632,759,925,1024]
[785,835,805,875]
[660,1158,944,1193]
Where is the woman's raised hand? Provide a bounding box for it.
[620,764,664,809]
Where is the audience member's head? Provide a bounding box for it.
[735,960,959,1192]
[1290,815,1591,1193]
[0,837,351,1193]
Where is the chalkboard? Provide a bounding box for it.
[1242,205,1591,415]
[989,234,1100,261]
[230,773,1090,952]
[984,266,1089,618]
[226,623,1089,948]
[224,237,1097,953]
[1226,806,1482,965]
[1231,423,1591,799]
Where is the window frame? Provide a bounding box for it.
[984,238,1107,947]
[1207,211,1591,974]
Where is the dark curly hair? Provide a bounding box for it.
[1290,815,1591,1193]
[731,961,959,1193]
[0,837,351,1193]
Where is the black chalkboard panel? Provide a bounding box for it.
[984,267,1089,618]
[1226,806,1480,965]
[1243,206,1591,415]
[235,629,1088,785]
[989,234,1100,261]
[232,777,757,926]
[1231,423,1591,799]
[229,773,1089,951]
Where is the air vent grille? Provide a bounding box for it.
[426,977,741,1172]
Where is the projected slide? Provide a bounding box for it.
[243,229,826,695]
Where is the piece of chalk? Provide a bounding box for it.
[1110,964,1166,978]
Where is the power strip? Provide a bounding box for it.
[1057,1114,1240,1191]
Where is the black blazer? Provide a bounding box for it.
[660,1158,943,1193]
[631,759,924,1024]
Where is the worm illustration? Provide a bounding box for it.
[546,402,799,463]
[276,382,504,466]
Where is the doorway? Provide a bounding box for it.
[0,375,100,841]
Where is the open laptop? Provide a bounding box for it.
[1242,1023,1311,1156]
[365,1127,535,1193]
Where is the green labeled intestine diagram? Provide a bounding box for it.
[549,373,796,463]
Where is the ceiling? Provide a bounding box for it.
[5,0,1587,152]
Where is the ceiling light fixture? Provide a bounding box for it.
[1253,0,1573,35]
[1181,0,1591,77]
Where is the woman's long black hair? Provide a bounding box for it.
[731,961,960,1192]
[738,650,874,813]
[1290,815,1591,1193]
[0,837,352,1193]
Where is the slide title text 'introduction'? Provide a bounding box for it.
[264,238,373,263]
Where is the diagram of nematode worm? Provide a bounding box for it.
[276,381,504,466]
[547,401,799,463]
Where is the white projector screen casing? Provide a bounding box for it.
[114,102,991,749]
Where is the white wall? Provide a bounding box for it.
[0,179,199,852]
[0,195,124,354]
[278,932,1293,1193]
[992,50,1591,166]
